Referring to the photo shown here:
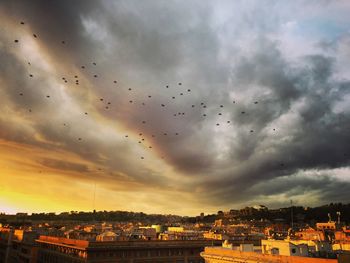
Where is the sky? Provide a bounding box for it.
[0,0,350,216]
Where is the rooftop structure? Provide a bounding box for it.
[201,246,339,263]
[36,235,221,262]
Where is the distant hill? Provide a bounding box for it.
[1,203,349,226]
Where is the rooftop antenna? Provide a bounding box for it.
[93,181,96,212]
[290,200,294,229]
[337,211,341,224]
[92,181,97,223]
[328,213,332,222]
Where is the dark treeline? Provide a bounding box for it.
[212,203,350,225]
[0,210,183,226]
[1,203,349,226]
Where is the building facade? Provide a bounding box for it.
[36,236,221,263]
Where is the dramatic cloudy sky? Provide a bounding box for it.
[1,0,350,215]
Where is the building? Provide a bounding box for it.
[96,231,118,242]
[295,227,325,241]
[36,235,221,263]
[0,228,12,263]
[0,228,39,263]
[262,239,309,256]
[317,222,337,231]
[201,246,339,263]
[203,232,228,241]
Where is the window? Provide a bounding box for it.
[291,248,296,254]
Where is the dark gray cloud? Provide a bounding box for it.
[1,0,350,212]
[195,43,350,206]
[38,158,89,173]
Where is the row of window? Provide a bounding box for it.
[38,251,85,263]
[89,248,198,259]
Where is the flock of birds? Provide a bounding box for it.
[13,20,282,164]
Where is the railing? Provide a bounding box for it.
[37,236,89,248]
[201,247,338,263]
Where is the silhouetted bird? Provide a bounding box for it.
[92,62,96,65]
[178,82,182,85]
[46,95,50,98]
[81,66,85,69]
[33,34,37,38]
[14,39,19,43]
[94,75,98,78]
[20,21,24,25]
[29,74,33,77]
[114,80,117,83]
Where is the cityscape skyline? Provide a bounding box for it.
[1,0,350,216]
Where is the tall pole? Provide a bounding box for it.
[93,181,96,212]
[92,181,97,223]
[290,200,294,229]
